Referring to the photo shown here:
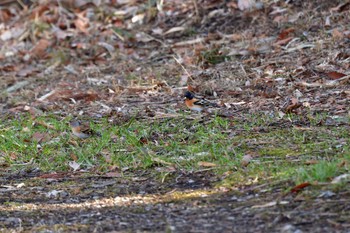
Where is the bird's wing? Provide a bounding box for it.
[193,98,217,107]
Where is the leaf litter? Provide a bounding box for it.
[1,0,350,232]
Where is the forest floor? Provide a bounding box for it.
[1,0,350,232]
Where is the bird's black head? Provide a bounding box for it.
[184,91,195,100]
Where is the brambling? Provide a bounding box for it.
[184,91,218,112]
[69,120,100,139]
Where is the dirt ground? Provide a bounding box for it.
[2,170,350,232]
[1,0,350,232]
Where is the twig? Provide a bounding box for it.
[141,32,168,47]
[12,158,34,166]
[194,167,216,173]
[240,64,249,79]
[192,0,200,19]
[298,75,350,88]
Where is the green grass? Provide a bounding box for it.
[0,113,349,188]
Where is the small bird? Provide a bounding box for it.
[184,91,218,112]
[69,120,100,139]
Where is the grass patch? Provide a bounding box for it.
[295,160,340,183]
[1,113,349,187]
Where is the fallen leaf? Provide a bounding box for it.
[68,161,81,171]
[74,12,89,34]
[156,166,177,173]
[325,16,331,27]
[52,25,72,40]
[0,9,12,23]
[0,64,17,72]
[29,4,50,19]
[331,174,350,184]
[31,39,51,58]
[70,153,78,161]
[35,120,55,129]
[47,89,99,102]
[285,98,302,113]
[164,26,186,35]
[151,157,173,166]
[139,137,149,144]
[32,132,50,143]
[337,160,347,168]
[277,28,295,40]
[9,152,18,160]
[198,161,217,167]
[17,66,37,77]
[332,28,344,40]
[238,0,256,11]
[274,37,293,46]
[304,160,318,165]
[326,71,346,80]
[251,201,289,208]
[241,154,252,167]
[290,182,311,193]
[187,85,199,92]
[330,2,350,12]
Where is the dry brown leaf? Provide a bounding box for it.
[332,28,344,40]
[274,37,293,46]
[273,15,288,23]
[74,12,89,34]
[52,25,72,40]
[304,160,318,165]
[241,154,252,167]
[0,9,12,23]
[35,120,56,129]
[156,166,177,173]
[277,28,295,40]
[326,71,346,80]
[70,153,78,161]
[285,98,302,113]
[72,90,99,102]
[17,66,36,77]
[29,4,50,19]
[290,182,311,193]
[7,152,16,160]
[32,132,51,143]
[198,161,217,167]
[330,2,350,12]
[31,39,50,58]
[0,64,17,72]
[139,137,149,145]
[337,160,347,168]
[187,85,199,92]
